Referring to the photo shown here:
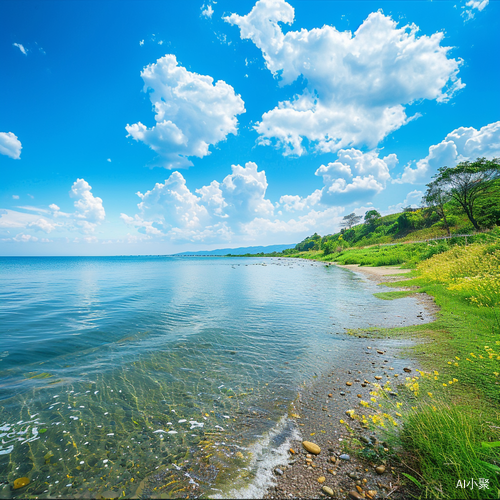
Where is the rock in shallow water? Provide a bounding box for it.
[13,478,29,490]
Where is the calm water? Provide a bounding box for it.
[0,257,421,498]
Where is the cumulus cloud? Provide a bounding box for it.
[462,0,489,20]
[201,4,214,18]
[395,120,500,184]
[0,132,22,159]
[225,0,464,155]
[126,54,245,168]
[27,218,56,233]
[387,189,424,213]
[13,43,27,55]
[220,162,275,221]
[279,190,322,212]
[69,178,105,232]
[315,149,398,205]
[12,195,19,200]
[121,162,280,242]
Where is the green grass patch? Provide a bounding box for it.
[310,238,500,498]
[373,290,417,300]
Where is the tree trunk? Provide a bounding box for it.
[464,206,480,231]
[439,204,451,236]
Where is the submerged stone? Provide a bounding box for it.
[13,478,29,490]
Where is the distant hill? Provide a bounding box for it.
[174,244,297,256]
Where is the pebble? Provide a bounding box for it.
[317,476,326,483]
[403,367,412,373]
[330,456,336,463]
[322,486,335,497]
[289,448,295,454]
[274,468,284,476]
[357,394,362,398]
[348,491,363,500]
[374,376,382,380]
[377,350,384,354]
[348,472,360,480]
[367,490,378,499]
[302,441,321,454]
[346,381,352,386]
[340,391,346,396]
[328,393,333,397]
[339,454,350,461]
[375,465,386,474]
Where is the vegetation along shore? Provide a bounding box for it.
[254,159,500,499]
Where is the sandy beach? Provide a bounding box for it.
[264,264,437,500]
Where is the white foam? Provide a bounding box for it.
[211,416,301,499]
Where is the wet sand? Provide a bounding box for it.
[264,264,437,500]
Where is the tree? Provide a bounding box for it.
[431,158,500,231]
[364,209,381,226]
[341,213,362,230]
[422,180,452,236]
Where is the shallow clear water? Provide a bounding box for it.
[0,256,421,498]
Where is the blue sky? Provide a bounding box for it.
[1,0,498,255]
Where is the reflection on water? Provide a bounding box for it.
[0,257,423,498]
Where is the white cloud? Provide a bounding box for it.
[279,190,321,212]
[220,162,274,222]
[396,120,500,184]
[14,233,38,242]
[201,4,214,18]
[315,149,398,205]
[27,218,56,233]
[387,189,424,213]
[0,209,43,229]
[107,158,112,162]
[121,162,278,242]
[12,195,19,200]
[139,39,144,46]
[13,43,27,55]
[462,0,489,20]
[69,178,105,232]
[0,132,22,159]
[126,54,245,168]
[225,1,464,155]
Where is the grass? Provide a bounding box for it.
[373,290,418,300]
[295,233,500,498]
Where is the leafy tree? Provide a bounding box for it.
[364,209,381,223]
[431,157,500,230]
[422,180,452,236]
[341,213,362,230]
[295,233,321,251]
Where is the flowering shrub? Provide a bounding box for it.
[418,242,500,307]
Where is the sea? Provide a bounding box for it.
[0,256,422,498]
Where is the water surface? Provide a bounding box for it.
[0,256,422,498]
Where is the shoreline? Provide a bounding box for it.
[264,264,438,500]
